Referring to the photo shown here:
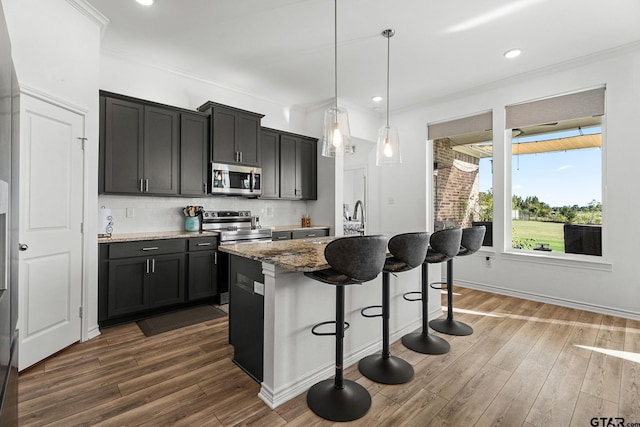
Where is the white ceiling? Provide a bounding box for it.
[86,0,640,112]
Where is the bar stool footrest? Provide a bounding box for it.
[429,281,447,290]
[402,291,422,302]
[360,305,383,318]
[311,320,350,336]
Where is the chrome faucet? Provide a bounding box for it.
[353,200,365,235]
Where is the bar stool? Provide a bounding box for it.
[358,232,429,384]
[429,225,486,336]
[303,235,388,422]
[401,228,462,354]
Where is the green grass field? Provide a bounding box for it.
[512,219,565,252]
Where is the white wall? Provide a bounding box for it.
[2,0,103,339]
[384,45,640,319]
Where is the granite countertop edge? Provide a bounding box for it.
[99,225,331,244]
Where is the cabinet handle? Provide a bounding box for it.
[239,151,243,163]
[277,236,288,240]
[144,179,149,192]
[142,247,159,251]
[139,179,144,192]
[307,233,316,237]
[203,182,207,194]
[214,251,217,265]
[146,259,150,274]
[196,242,211,246]
[151,258,155,273]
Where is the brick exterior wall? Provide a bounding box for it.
[433,138,480,228]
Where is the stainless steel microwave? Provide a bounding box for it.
[209,162,262,197]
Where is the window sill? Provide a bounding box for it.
[499,249,612,272]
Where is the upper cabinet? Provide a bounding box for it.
[99,91,208,197]
[180,113,209,196]
[261,128,318,200]
[198,101,264,167]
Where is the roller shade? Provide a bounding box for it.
[428,111,492,140]
[506,87,605,129]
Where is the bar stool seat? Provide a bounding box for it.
[430,225,486,336]
[401,228,462,355]
[304,235,387,422]
[358,232,429,385]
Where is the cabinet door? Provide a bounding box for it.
[107,258,148,318]
[237,112,260,166]
[144,106,179,195]
[188,250,218,300]
[211,107,238,164]
[279,134,298,199]
[148,254,185,308]
[180,113,209,196]
[298,137,317,200]
[260,129,280,198]
[103,97,144,194]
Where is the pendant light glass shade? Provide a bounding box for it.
[321,0,353,158]
[376,28,402,166]
[322,106,353,157]
[376,125,401,165]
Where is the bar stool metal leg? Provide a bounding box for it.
[401,263,450,354]
[429,260,473,336]
[307,285,371,422]
[358,272,414,384]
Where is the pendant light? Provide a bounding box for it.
[322,0,353,157]
[376,29,402,166]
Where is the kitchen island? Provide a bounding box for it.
[219,237,427,409]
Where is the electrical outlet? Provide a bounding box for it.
[485,256,492,268]
[126,207,135,218]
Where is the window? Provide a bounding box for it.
[506,87,605,256]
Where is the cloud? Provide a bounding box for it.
[557,164,573,171]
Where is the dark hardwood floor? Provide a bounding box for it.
[17,288,640,426]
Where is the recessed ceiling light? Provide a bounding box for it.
[371,96,383,102]
[136,0,154,6]
[504,48,522,59]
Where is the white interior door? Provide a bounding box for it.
[18,94,84,370]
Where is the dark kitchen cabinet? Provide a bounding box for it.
[100,94,179,195]
[102,97,144,194]
[280,134,317,200]
[198,101,264,167]
[260,128,280,198]
[180,113,209,196]
[107,252,185,318]
[187,236,219,300]
[260,128,318,200]
[99,238,191,326]
[144,106,180,195]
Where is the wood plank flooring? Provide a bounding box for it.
[18,289,640,426]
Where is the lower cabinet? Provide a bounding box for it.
[188,250,218,300]
[99,236,218,326]
[107,253,185,319]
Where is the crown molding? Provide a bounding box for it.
[65,0,109,39]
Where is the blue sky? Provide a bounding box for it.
[478,129,602,207]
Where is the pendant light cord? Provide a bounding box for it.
[334,0,338,112]
[386,31,390,127]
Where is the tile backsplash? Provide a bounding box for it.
[99,195,309,234]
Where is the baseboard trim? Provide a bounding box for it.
[454,279,640,321]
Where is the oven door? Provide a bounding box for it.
[209,163,262,196]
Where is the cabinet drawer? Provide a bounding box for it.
[188,236,219,251]
[291,229,329,239]
[108,239,186,259]
[272,231,292,241]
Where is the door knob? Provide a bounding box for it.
[19,243,28,251]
